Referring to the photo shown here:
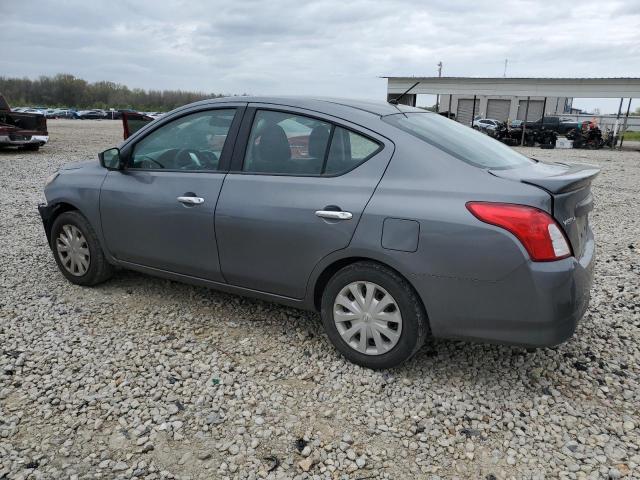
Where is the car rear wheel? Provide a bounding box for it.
[51,211,113,286]
[320,261,428,369]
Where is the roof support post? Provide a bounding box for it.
[520,96,530,146]
[448,95,452,119]
[541,97,547,123]
[619,98,632,150]
[613,97,624,148]
[471,94,477,127]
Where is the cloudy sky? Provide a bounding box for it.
[1,0,639,112]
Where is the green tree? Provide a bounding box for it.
[0,73,232,111]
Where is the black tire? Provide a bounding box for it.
[23,144,40,151]
[320,261,429,369]
[50,210,113,286]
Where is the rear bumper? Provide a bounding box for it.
[0,134,48,146]
[415,233,595,347]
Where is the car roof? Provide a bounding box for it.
[184,96,426,117]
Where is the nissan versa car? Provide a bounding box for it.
[38,97,599,369]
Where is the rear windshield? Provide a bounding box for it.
[383,112,534,170]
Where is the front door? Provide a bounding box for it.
[215,106,392,299]
[100,107,242,281]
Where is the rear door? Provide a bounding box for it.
[214,105,393,299]
[100,105,244,281]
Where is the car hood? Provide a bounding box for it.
[61,159,99,171]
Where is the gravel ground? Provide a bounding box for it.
[1,119,639,480]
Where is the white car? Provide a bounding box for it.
[144,111,166,120]
[472,118,502,133]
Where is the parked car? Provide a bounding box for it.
[53,109,79,119]
[38,97,599,368]
[524,116,578,135]
[472,118,502,133]
[0,94,48,150]
[77,109,107,119]
[145,112,166,120]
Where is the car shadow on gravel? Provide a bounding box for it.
[0,148,39,155]
[104,269,575,393]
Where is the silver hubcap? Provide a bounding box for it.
[333,281,402,356]
[56,225,90,276]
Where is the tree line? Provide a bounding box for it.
[0,73,240,111]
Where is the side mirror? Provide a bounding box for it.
[99,147,123,170]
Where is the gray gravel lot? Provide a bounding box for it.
[1,119,639,480]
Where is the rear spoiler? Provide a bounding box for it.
[490,162,600,194]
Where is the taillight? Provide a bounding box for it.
[466,202,572,261]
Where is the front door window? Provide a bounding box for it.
[130,109,236,171]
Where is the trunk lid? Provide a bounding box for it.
[490,161,600,258]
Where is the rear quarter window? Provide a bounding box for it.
[383,112,534,170]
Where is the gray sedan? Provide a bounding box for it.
[38,97,598,369]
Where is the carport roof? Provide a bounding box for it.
[384,77,640,98]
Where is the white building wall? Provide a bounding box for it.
[438,95,572,121]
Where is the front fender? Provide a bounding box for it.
[42,164,109,255]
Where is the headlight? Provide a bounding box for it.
[44,172,59,187]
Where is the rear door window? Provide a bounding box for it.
[242,110,381,176]
[324,127,380,175]
[243,110,331,175]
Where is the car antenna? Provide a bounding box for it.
[389,81,420,105]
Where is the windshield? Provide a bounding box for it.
[383,112,534,170]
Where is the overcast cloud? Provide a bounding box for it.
[1,0,639,112]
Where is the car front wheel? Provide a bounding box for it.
[320,261,428,369]
[50,211,113,286]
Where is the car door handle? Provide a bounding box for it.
[315,210,353,220]
[177,196,204,205]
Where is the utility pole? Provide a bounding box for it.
[503,59,508,77]
[435,61,443,112]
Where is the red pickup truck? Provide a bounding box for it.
[0,95,49,150]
